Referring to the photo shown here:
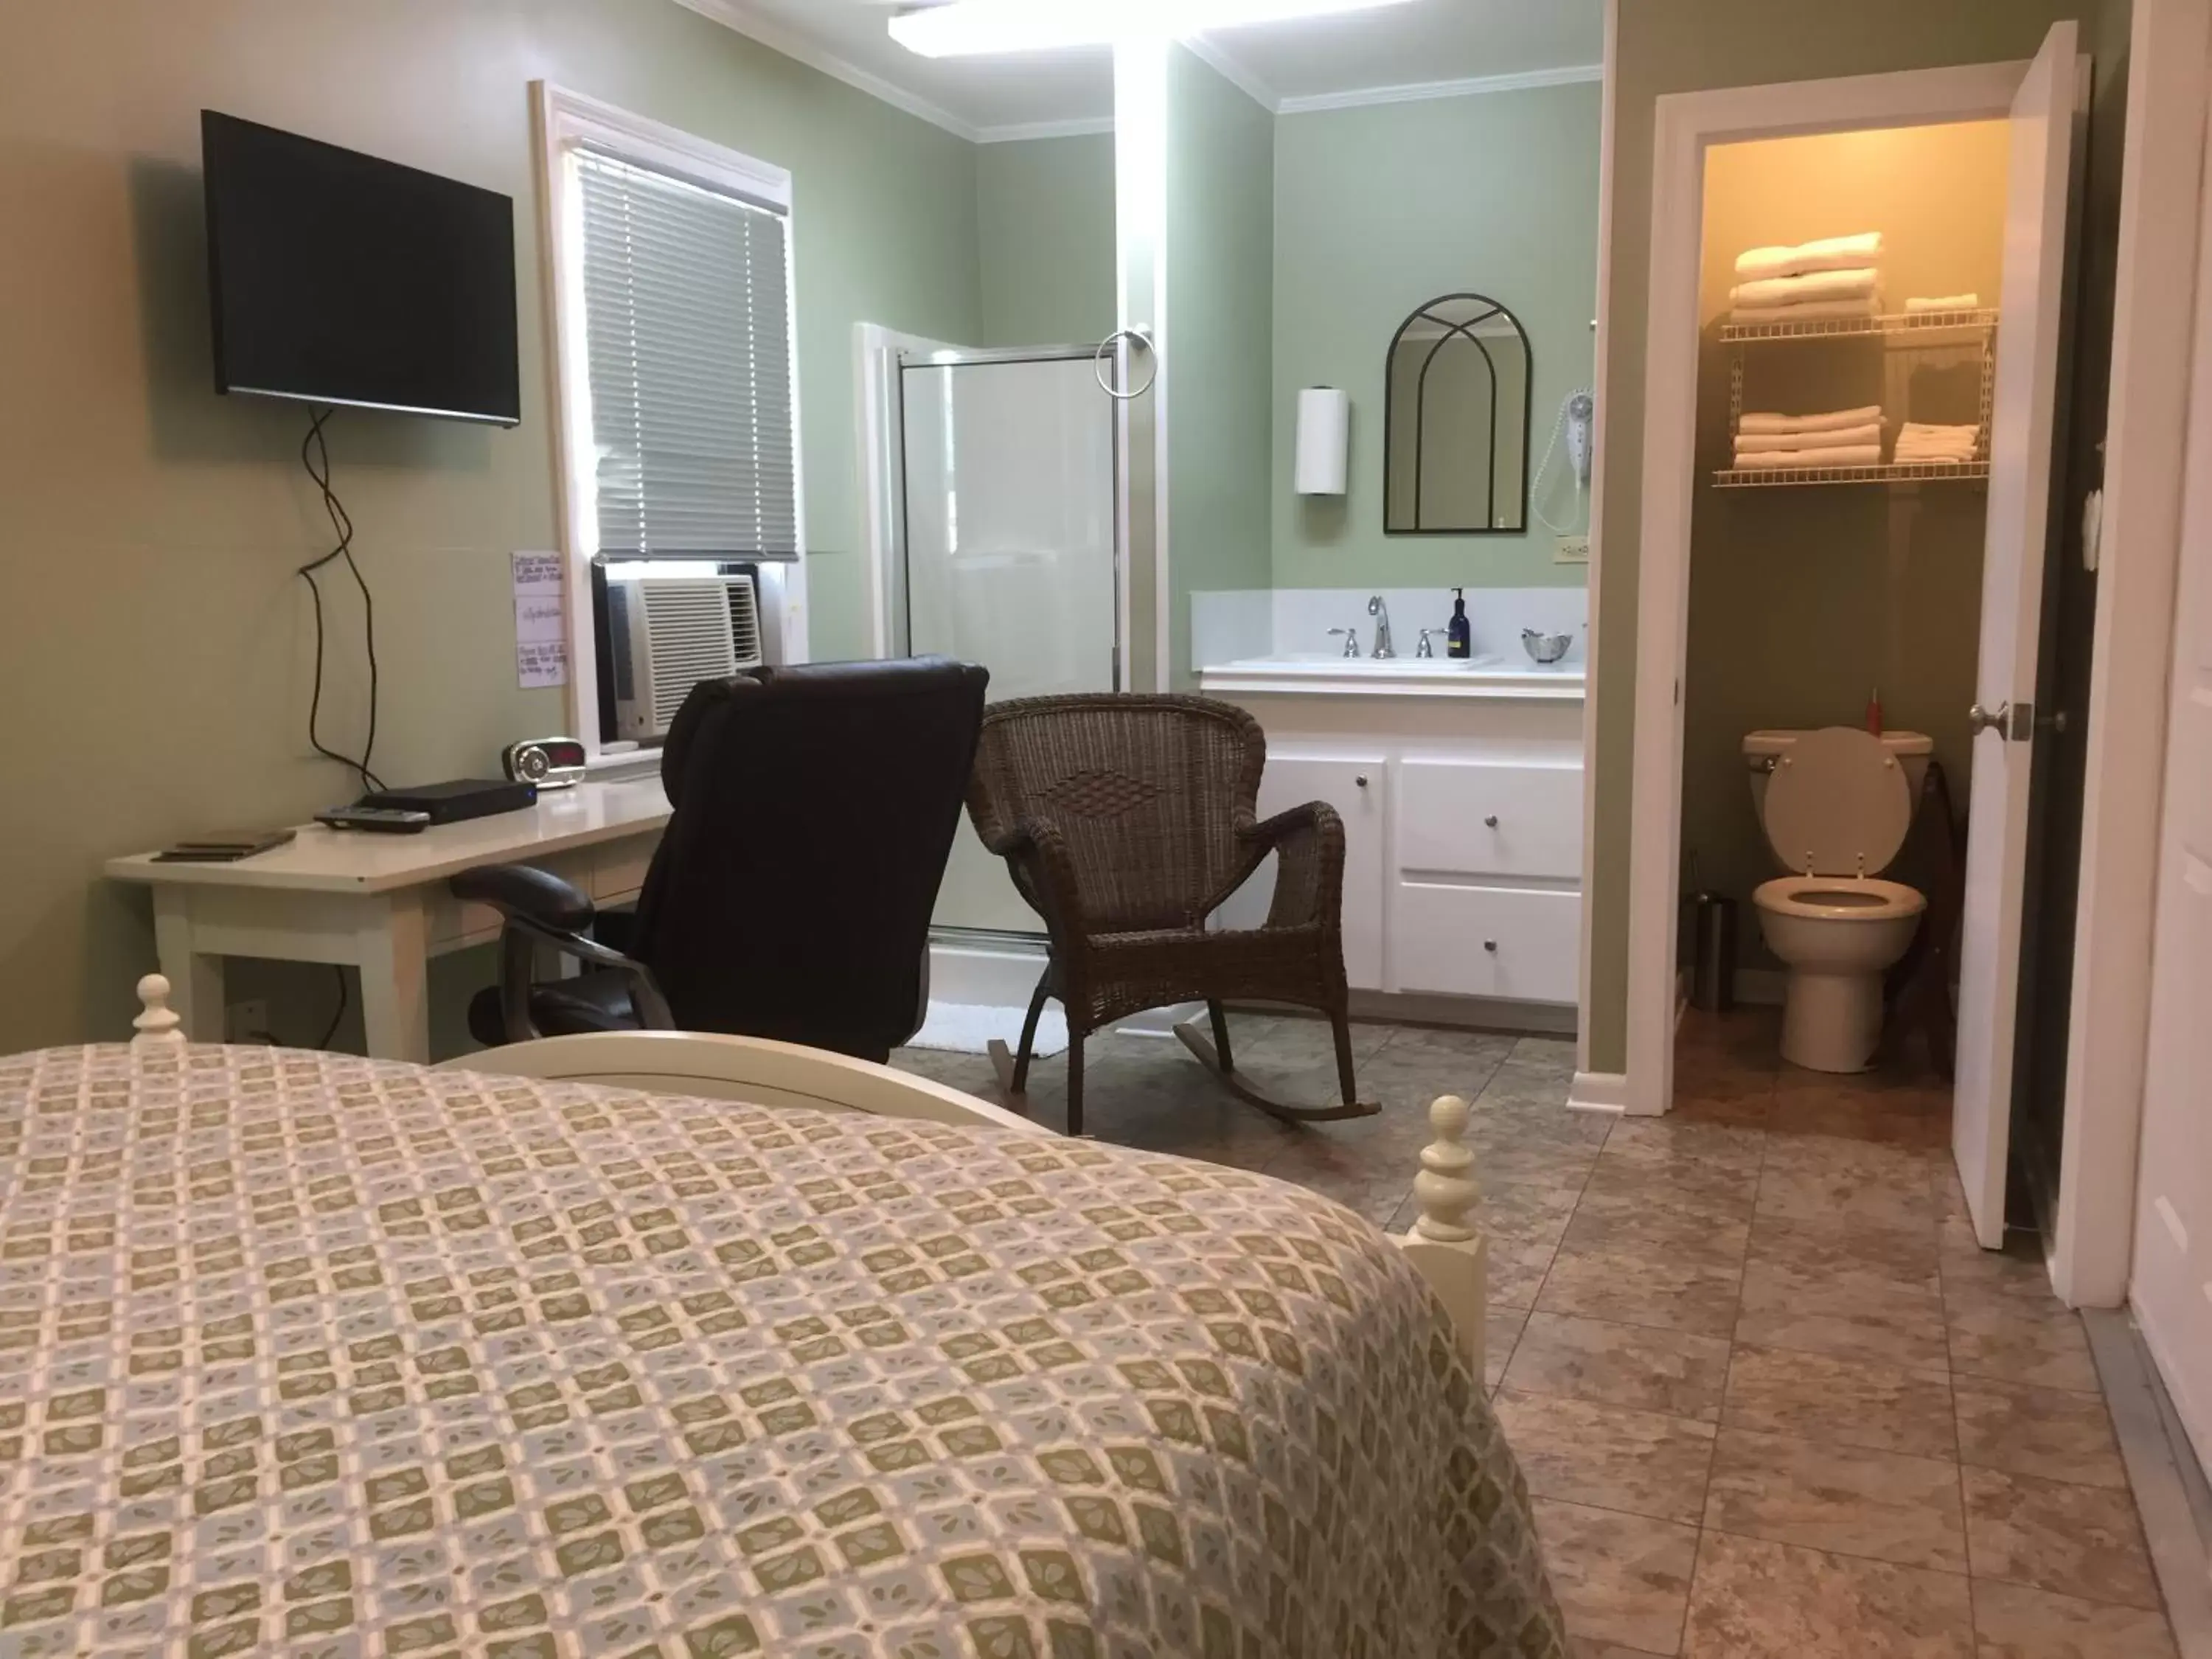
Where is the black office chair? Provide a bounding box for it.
[454,655,989,1063]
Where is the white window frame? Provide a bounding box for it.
[532,81,810,768]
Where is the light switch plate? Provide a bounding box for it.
[1554,535,1590,565]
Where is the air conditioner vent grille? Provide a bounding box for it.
[641,580,741,729]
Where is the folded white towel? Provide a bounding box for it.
[1895,444,1978,461]
[1728,295,1882,324]
[1896,422,1978,439]
[1731,267,1880,307]
[1733,444,1885,470]
[1734,232,1885,280]
[1739,406,1885,437]
[1895,421,1979,462]
[1905,293,1980,313]
[1735,422,1883,456]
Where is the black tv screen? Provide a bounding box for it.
[202,111,521,425]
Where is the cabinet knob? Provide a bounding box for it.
[1484,814,1500,828]
[1484,939,1498,953]
[1354,774,1369,787]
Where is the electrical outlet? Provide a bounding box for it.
[1554,534,1590,565]
[225,999,271,1043]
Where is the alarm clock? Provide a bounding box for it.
[501,737,588,790]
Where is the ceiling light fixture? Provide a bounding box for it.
[887,0,1416,59]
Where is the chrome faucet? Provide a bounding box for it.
[1416,628,1442,658]
[1327,626,1361,658]
[1367,594,1396,658]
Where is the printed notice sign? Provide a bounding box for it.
[512,552,568,689]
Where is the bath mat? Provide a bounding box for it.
[907,1001,1068,1058]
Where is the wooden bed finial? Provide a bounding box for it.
[132,974,185,1049]
[1411,1093,1478,1243]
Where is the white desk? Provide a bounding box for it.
[106,779,672,1062]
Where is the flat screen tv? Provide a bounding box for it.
[202,111,521,425]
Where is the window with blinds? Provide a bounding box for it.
[576,148,799,560]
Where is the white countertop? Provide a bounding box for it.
[1197,655,1587,700]
[105,777,673,894]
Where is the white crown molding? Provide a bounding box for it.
[672,0,984,142]
[1279,60,1602,115]
[974,116,1117,144]
[1178,32,1282,111]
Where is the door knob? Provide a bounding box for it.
[1354,774,1369,787]
[1967,701,2010,736]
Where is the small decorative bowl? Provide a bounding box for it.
[1522,629,1573,664]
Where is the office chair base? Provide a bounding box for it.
[1172,1020,1379,1124]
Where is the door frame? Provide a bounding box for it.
[1621,59,2031,1118]
[2054,0,2212,1306]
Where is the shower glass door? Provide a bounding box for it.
[900,349,1117,936]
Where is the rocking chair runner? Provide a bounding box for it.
[964,693,1378,1136]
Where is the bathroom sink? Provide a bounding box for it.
[1216,653,1508,673]
[1197,653,1585,700]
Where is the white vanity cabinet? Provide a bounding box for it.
[1202,664,1585,1015]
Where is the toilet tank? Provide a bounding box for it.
[1743,728,1933,818]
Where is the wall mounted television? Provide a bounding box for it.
[201,111,521,425]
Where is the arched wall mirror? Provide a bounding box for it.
[1383,292,1533,535]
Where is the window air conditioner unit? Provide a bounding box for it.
[605,570,763,742]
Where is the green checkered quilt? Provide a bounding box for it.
[0,1043,1563,1658]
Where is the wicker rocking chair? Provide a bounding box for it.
[964,692,1377,1136]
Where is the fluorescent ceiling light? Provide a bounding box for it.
[888,0,1416,58]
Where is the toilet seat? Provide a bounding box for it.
[1754,874,1926,922]
[1760,726,1914,877]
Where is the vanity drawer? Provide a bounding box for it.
[1397,759,1582,881]
[1392,883,1580,1004]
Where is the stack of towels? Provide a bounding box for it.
[1730,232,1885,323]
[1893,422,1979,465]
[1733,406,1885,470]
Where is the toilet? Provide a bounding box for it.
[1742,726,1931,1073]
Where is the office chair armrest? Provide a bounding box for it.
[451,863,599,936]
[450,863,675,1036]
[1244,801,1346,931]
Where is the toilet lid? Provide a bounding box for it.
[1761,726,1914,875]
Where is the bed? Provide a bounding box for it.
[0,980,1563,1657]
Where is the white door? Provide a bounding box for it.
[900,352,1118,935]
[1952,21,2081,1248]
[1214,750,1386,989]
[2132,52,2212,1475]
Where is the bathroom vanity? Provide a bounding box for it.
[1199,653,1586,1026]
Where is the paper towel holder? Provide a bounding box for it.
[1295,386,1350,496]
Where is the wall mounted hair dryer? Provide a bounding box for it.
[1534,387,1595,533]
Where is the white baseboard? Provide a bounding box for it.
[1346,989,1577,1035]
[927,936,1046,1007]
[1567,1070,1628,1115]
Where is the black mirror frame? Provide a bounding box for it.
[1382,291,1534,536]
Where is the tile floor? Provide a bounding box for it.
[893,1004,2183,1658]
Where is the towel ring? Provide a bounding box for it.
[1093,328,1158,401]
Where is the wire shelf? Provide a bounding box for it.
[1717,307,1999,344]
[1714,459,1991,489]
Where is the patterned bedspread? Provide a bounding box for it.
[0,1043,1562,1658]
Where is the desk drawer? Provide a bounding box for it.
[593,838,658,902]
[1394,883,1579,1004]
[1397,759,1583,882]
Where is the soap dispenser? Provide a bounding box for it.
[1447,588,1472,659]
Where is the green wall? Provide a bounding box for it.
[1589,0,2128,1074]
[1271,84,1601,589]
[976,133,1116,347]
[1165,44,1278,686]
[0,0,981,1051]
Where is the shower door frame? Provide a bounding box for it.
[858,332,1125,953]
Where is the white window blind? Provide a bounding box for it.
[577,148,798,560]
